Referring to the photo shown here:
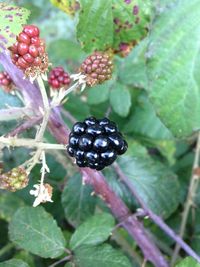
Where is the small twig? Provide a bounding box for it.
[112,229,143,266]
[61,108,77,124]
[113,162,200,263]
[171,132,200,265]
[0,243,14,257]
[7,116,42,137]
[36,75,51,141]
[0,107,34,121]
[0,136,66,150]
[48,255,72,267]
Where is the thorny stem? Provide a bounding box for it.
[113,162,200,263]
[171,132,200,265]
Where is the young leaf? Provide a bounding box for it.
[175,257,200,267]
[0,3,30,52]
[0,259,29,267]
[110,84,131,117]
[74,244,132,267]
[146,0,200,137]
[61,174,96,226]
[70,213,115,250]
[9,206,66,258]
[77,0,114,52]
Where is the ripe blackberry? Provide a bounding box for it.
[67,117,128,170]
[80,51,113,87]
[0,71,14,93]
[48,66,71,90]
[9,25,48,78]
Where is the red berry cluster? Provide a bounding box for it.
[80,51,113,87]
[10,25,48,77]
[0,71,14,92]
[48,67,71,90]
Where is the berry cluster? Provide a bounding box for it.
[0,167,29,192]
[48,67,71,90]
[0,71,14,92]
[80,51,113,87]
[9,25,48,77]
[67,117,128,170]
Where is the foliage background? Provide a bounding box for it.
[0,0,200,267]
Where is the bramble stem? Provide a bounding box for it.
[171,132,200,265]
[113,162,200,263]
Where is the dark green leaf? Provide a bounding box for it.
[9,206,66,258]
[146,0,200,137]
[110,84,131,117]
[0,192,25,222]
[61,174,96,226]
[0,259,29,267]
[70,213,115,250]
[74,244,132,267]
[118,39,148,88]
[87,81,113,105]
[124,93,173,140]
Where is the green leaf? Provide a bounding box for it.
[77,0,113,52]
[61,174,96,226]
[74,244,132,267]
[77,0,152,51]
[0,259,29,267]
[146,0,200,137]
[175,257,200,267]
[87,81,113,105]
[0,3,30,52]
[0,192,25,222]
[9,206,66,258]
[70,213,115,250]
[124,93,173,140]
[117,142,180,218]
[112,0,152,49]
[110,84,131,117]
[118,39,148,88]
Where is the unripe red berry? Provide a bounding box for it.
[23,25,40,37]
[31,37,40,46]
[48,66,71,90]
[28,45,38,57]
[17,42,29,56]
[18,32,31,44]
[80,51,113,86]
[0,71,14,93]
[9,25,49,77]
